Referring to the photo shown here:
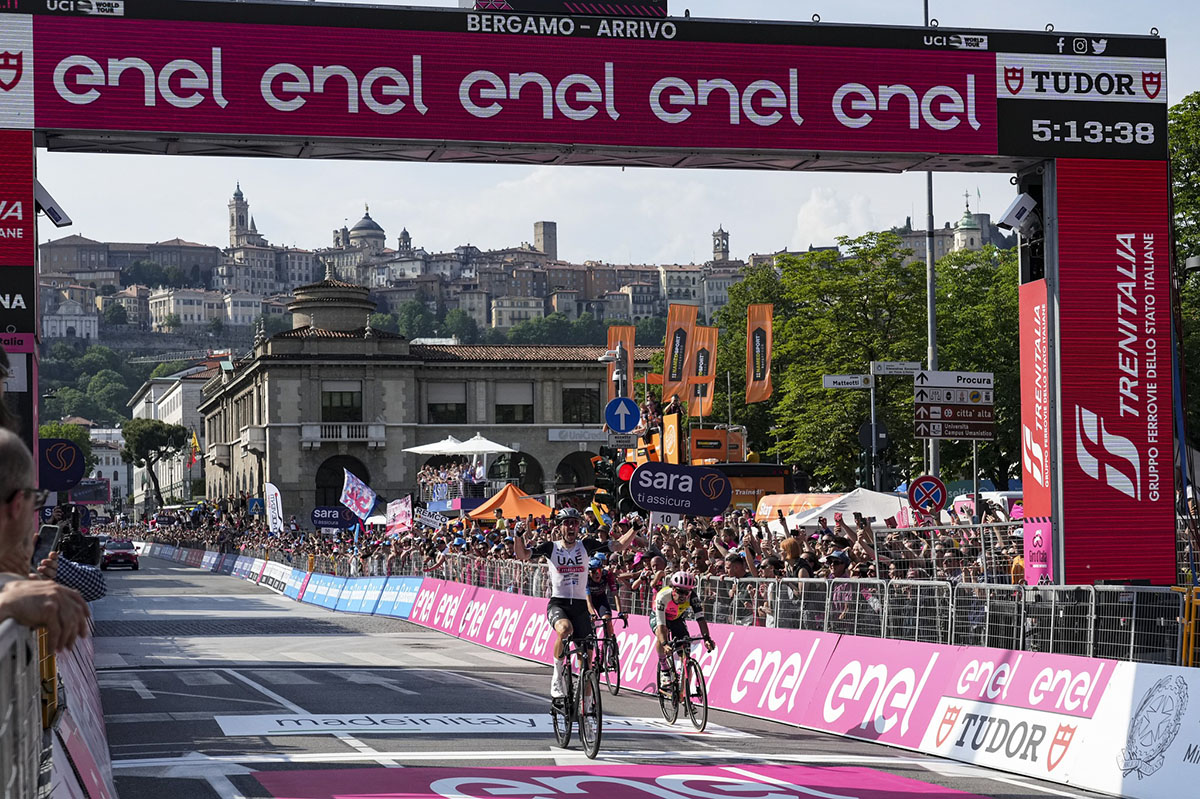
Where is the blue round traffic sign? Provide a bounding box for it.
[908,475,948,513]
[605,397,641,434]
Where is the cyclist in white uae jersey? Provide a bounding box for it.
[514,507,640,698]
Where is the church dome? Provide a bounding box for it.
[350,206,385,235]
[956,206,980,230]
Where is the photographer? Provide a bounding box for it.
[40,504,107,602]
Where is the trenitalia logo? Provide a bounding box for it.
[1022,425,1048,488]
[1074,405,1140,500]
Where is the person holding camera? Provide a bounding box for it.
[0,429,91,652]
[41,505,107,602]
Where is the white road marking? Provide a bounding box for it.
[332,671,419,696]
[285,652,332,664]
[98,676,155,700]
[222,669,399,768]
[253,670,316,686]
[204,775,247,799]
[176,672,231,687]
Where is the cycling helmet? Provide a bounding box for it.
[669,571,699,591]
[557,507,583,520]
[589,555,606,570]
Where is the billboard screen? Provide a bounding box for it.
[1055,158,1175,584]
[0,3,1165,165]
[70,477,111,505]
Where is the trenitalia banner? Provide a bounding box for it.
[1055,159,1175,584]
[0,129,35,337]
[691,325,717,418]
[1018,279,1054,583]
[661,303,696,403]
[745,303,773,404]
[0,6,1166,162]
[606,324,635,402]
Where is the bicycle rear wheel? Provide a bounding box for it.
[682,656,709,732]
[657,660,679,724]
[578,668,603,759]
[551,670,573,748]
[602,638,621,696]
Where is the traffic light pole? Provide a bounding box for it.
[869,375,878,492]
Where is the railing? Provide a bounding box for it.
[300,423,386,449]
[0,620,41,799]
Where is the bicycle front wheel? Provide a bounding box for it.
[683,657,709,732]
[578,668,603,759]
[551,671,573,748]
[602,638,621,696]
[657,661,679,724]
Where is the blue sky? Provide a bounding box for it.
[36,0,1196,265]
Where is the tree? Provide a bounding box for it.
[394,300,435,339]
[441,309,479,344]
[163,313,182,331]
[634,316,667,346]
[38,421,97,474]
[255,313,291,337]
[86,369,132,422]
[207,316,225,335]
[122,259,167,288]
[368,312,400,334]
[1169,93,1200,441]
[935,247,1021,489]
[44,388,101,423]
[99,284,118,297]
[121,418,189,508]
[150,360,191,379]
[571,312,604,345]
[102,302,128,325]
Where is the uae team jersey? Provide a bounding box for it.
[531,538,610,600]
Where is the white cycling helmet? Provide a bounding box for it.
[669,571,698,591]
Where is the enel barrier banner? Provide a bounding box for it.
[145,548,1200,794]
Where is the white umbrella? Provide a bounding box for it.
[454,433,516,455]
[402,435,464,455]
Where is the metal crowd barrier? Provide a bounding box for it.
[0,620,41,799]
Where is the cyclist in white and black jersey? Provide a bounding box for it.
[514,507,640,698]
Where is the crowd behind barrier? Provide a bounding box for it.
[135,539,1200,799]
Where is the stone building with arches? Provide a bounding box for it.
[197,270,652,520]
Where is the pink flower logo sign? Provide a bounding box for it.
[339,469,377,521]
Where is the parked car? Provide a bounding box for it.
[101,540,139,570]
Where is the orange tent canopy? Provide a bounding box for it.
[468,483,553,520]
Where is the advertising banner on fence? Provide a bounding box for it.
[1054,159,1175,584]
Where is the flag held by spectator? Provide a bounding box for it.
[340,468,377,521]
[264,482,285,534]
[745,303,774,404]
[692,325,718,417]
[662,304,698,402]
[386,496,413,537]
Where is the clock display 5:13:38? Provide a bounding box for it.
[1031,119,1156,144]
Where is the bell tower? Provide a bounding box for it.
[713,226,730,262]
[229,183,249,248]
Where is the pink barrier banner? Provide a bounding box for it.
[453,587,554,665]
[256,763,991,799]
[406,578,480,636]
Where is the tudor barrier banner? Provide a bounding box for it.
[745,303,773,404]
[1054,159,1175,584]
[661,303,697,403]
[692,325,717,418]
[606,324,635,402]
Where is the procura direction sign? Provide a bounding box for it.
[630,461,732,517]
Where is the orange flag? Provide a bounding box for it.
[662,304,698,403]
[606,325,636,402]
[745,304,774,404]
[692,326,718,418]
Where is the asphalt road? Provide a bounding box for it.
[92,557,1113,799]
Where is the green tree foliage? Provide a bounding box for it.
[368,312,400,334]
[121,418,189,507]
[37,421,97,474]
[255,313,292,337]
[86,369,131,413]
[163,313,182,330]
[39,344,160,426]
[634,316,667,346]
[207,317,225,335]
[102,302,128,325]
[441,309,479,344]
[1169,92,1200,441]
[934,247,1020,489]
[394,300,435,339]
[149,360,191,379]
[121,259,203,289]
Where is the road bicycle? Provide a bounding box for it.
[550,632,603,758]
[594,613,627,696]
[656,635,709,732]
